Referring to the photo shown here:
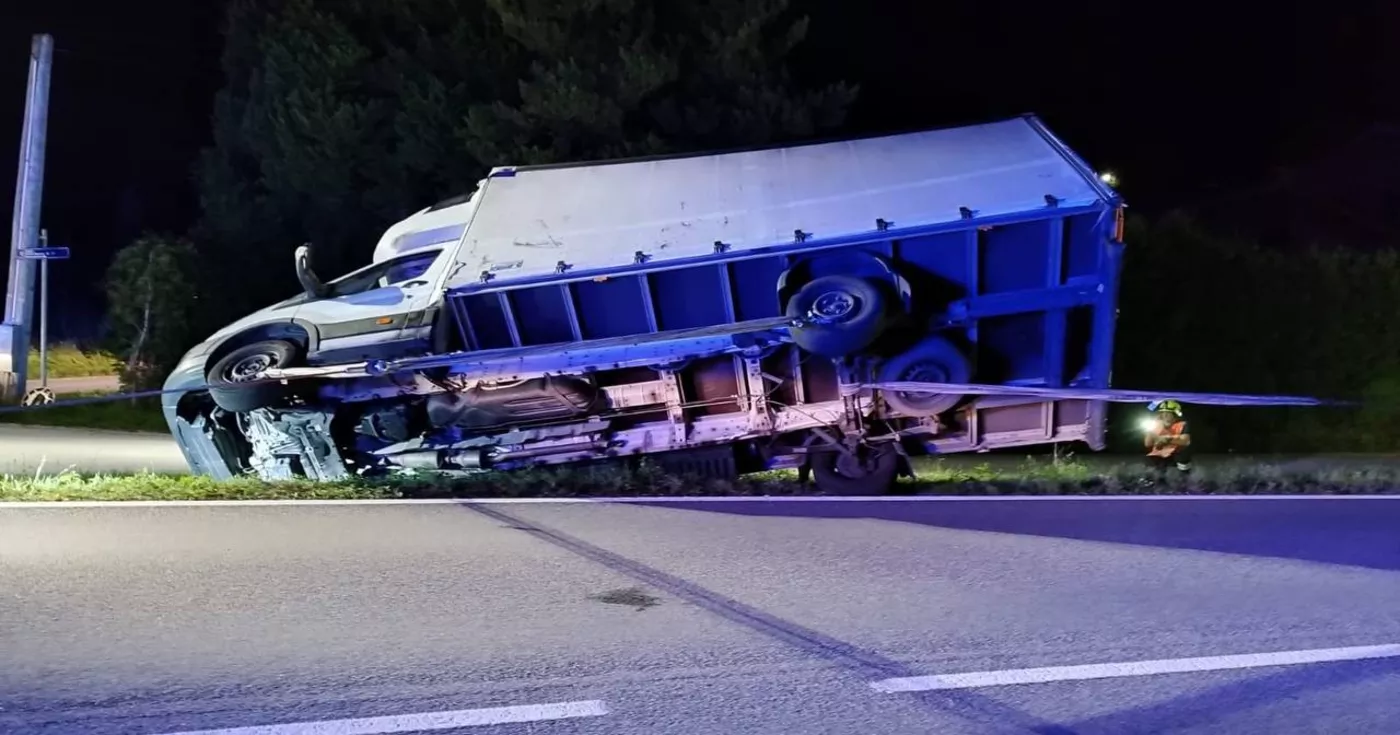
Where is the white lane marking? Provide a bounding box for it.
[0,494,1396,509]
[154,700,609,734]
[870,644,1400,693]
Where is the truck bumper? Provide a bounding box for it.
[162,343,238,480]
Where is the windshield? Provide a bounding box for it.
[383,255,434,285]
[324,249,440,298]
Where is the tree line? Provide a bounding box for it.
[1112,215,1400,453]
[107,0,854,384]
[104,0,1397,452]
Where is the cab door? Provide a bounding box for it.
[294,247,451,364]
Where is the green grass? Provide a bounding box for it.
[26,344,121,378]
[0,392,166,433]
[0,463,790,502]
[905,456,1400,496]
[909,456,1098,483]
[3,456,1399,502]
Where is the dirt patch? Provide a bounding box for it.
[589,586,661,611]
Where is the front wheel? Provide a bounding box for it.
[808,443,900,496]
[205,340,300,413]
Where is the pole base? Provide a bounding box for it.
[21,386,54,406]
[0,322,26,403]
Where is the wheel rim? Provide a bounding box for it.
[808,290,859,324]
[896,361,951,407]
[834,452,870,477]
[225,353,275,383]
[833,445,891,478]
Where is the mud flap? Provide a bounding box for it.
[648,445,739,480]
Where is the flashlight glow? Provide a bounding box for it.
[1140,418,1162,433]
[1099,171,1119,187]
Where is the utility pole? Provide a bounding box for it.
[1,34,53,403]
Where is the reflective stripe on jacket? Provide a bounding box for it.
[1148,420,1188,457]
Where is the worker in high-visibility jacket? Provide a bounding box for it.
[1142,399,1193,474]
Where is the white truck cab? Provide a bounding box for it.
[291,192,477,363]
[161,190,480,478]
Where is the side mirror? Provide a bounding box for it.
[295,242,330,299]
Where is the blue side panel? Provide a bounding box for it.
[980,221,1050,294]
[462,293,513,349]
[979,314,1046,382]
[890,229,968,301]
[650,267,730,330]
[509,286,576,345]
[574,277,651,339]
[1064,213,1102,279]
[1063,306,1095,382]
[729,256,786,320]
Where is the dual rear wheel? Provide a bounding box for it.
[784,274,975,495]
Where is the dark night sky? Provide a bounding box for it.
[1,1,1397,340]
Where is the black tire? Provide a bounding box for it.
[876,335,972,416]
[809,443,900,496]
[205,340,299,413]
[785,275,890,357]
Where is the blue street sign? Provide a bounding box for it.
[18,246,68,260]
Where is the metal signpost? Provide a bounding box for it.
[19,231,68,404]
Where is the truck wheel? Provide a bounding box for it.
[205,340,298,413]
[785,275,890,357]
[876,336,971,416]
[809,443,900,496]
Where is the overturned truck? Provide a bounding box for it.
[163,115,1126,494]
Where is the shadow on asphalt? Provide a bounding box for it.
[1035,656,1400,734]
[465,503,1070,734]
[467,503,1400,735]
[630,498,1400,572]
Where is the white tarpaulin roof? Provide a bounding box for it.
[445,116,1113,288]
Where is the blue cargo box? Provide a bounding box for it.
[432,115,1123,455]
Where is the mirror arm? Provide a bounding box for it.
[295,242,331,299]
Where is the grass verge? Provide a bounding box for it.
[0,393,166,433]
[27,344,121,378]
[3,457,1399,502]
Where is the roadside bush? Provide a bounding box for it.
[1115,215,1400,454]
[26,344,122,379]
[105,234,199,391]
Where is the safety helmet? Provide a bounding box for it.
[1148,399,1183,416]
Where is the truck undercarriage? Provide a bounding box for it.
[171,316,1102,495]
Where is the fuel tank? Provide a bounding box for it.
[425,375,603,431]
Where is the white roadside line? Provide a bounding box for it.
[870,644,1400,693]
[0,494,1397,509]
[154,700,609,735]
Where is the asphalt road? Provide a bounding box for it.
[0,424,187,475]
[2,497,1399,734]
